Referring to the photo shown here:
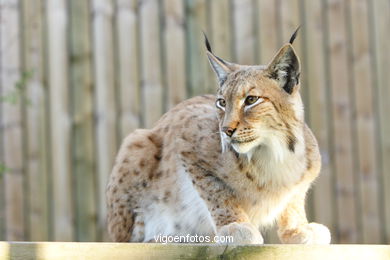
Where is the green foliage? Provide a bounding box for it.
[0,70,33,105]
[0,163,9,177]
[0,71,31,177]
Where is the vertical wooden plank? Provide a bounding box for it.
[163,0,186,109]
[20,0,50,241]
[42,0,54,241]
[209,0,232,91]
[0,107,4,240]
[69,0,97,242]
[185,0,211,97]
[344,0,363,243]
[232,0,255,65]
[204,1,214,94]
[278,0,301,46]
[140,0,164,127]
[0,1,5,240]
[47,0,74,241]
[252,0,261,65]
[278,0,302,69]
[91,0,117,241]
[326,0,358,243]
[256,0,279,64]
[0,0,25,241]
[115,0,141,138]
[348,0,381,244]
[210,0,232,61]
[371,0,390,244]
[303,0,336,242]
[0,158,3,239]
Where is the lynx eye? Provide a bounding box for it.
[216,99,226,110]
[244,96,264,112]
[245,96,259,105]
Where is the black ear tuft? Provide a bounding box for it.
[203,32,212,53]
[205,33,239,86]
[266,45,300,94]
[289,26,301,44]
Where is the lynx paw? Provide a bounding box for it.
[279,222,331,244]
[217,222,264,244]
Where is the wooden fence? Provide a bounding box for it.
[0,0,389,244]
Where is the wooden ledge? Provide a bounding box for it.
[1,242,390,260]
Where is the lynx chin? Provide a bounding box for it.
[106,28,331,244]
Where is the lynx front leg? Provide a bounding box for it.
[211,201,263,244]
[277,190,331,244]
[217,222,264,244]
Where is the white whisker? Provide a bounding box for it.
[219,132,230,153]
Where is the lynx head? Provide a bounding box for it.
[206,28,304,158]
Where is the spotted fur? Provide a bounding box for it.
[106,35,331,244]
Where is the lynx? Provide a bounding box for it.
[106,29,331,244]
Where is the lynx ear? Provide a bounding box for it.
[204,34,236,86]
[265,44,300,94]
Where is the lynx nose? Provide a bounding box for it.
[222,126,236,137]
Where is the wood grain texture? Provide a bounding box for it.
[163,0,186,109]
[348,0,381,244]
[371,0,390,244]
[208,0,232,91]
[20,0,50,241]
[140,0,164,127]
[46,0,74,241]
[232,0,256,65]
[210,0,232,61]
[115,0,141,137]
[0,0,25,241]
[326,0,358,243]
[91,0,118,241]
[185,0,212,97]
[69,0,98,242]
[256,0,279,63]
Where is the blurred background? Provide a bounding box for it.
[0,0,389,244]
